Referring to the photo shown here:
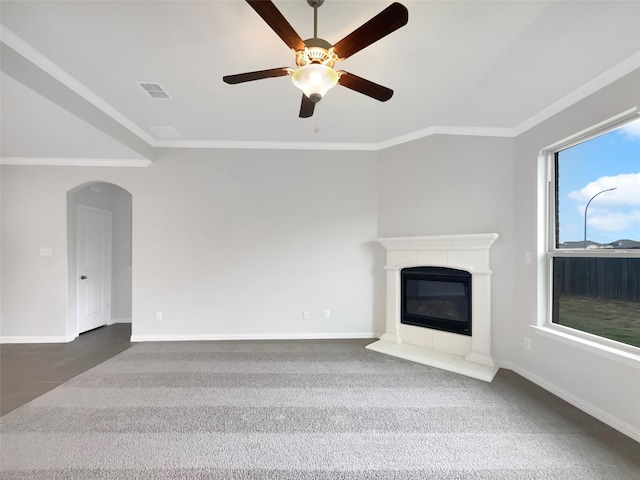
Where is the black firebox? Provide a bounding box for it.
[401,266,472,336]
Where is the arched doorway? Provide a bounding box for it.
[67,182,132,338]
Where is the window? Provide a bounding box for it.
[547,111,640,350]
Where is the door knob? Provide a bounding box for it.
[80,275,87,280]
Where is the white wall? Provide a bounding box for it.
[511,69,640,438]
[1,167,71,338]
[1,148,380,340]
[131,149,379,339]
[377,134,516,362]
[1,68,638,439]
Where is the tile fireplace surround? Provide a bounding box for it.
[367,233,499,382]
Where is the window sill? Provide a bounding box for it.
[550,250,640,258]
[532,325,640,369]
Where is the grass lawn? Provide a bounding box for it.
[557,295,640,348]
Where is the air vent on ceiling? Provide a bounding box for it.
[136,82,171,99]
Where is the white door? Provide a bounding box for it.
[76,205,112,334]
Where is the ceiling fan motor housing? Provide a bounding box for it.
[296,38,338,68]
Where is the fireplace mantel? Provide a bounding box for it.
[367,233,499,382]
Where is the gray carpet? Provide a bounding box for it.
[1,339,638,479]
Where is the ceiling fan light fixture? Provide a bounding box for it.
[291,64,339,103]
[224,0,409,117]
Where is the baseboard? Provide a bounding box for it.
[498,361,640,443]
[108,317,132,324]
[130,332,378,342]
[0,335,74,344]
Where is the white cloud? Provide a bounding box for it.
[568,172,640,207]
[618,118,640,141]
[569,173,640,237]
[587,210,640,233]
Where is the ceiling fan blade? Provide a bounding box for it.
[337,72,393,102]
[332,2,408,60]
[223,68,291,84]
[299,94,315,118]
[246,0,306,52]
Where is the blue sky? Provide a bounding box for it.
[557,117,640,244]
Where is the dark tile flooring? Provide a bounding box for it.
[0,324,132,416]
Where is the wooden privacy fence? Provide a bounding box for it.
[553,257,640,303]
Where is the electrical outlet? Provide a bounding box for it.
[156,311,162,321]
[524,337,531,350]
[302,310,309,320]
[324,309,331,319]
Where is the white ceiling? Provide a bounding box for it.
[1,0,639,155]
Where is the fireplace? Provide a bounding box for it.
[402,267,471,336]
[366,233,499,382]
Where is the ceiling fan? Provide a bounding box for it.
[223,0,408,118]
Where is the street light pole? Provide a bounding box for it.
[583,187,617,247]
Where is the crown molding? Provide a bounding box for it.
[153,139,379,151]
[513,51,640,137]
[0,157,152,167]
[153,126,515,151]
[376,126,515,150]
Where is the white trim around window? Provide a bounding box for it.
[537,107,640,366]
